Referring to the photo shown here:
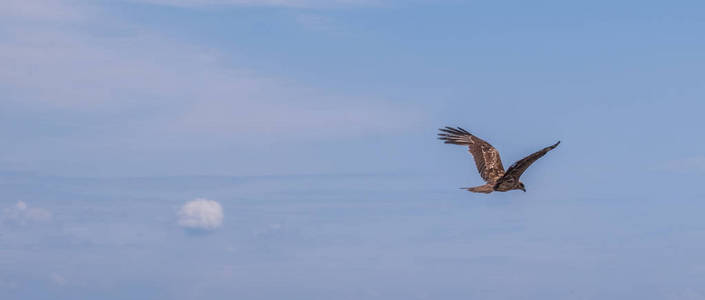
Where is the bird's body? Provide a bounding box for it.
[438,127,559,193]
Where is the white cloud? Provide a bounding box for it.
[1,201,52,225]
[178,198,224,231]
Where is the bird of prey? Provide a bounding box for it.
[438,127,560,193]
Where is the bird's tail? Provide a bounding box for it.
[461,184,494,194]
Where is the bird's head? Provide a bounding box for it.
[518,182,526,192]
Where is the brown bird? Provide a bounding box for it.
[438,127,559,193]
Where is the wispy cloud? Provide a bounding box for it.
[1,0,424,175]
[126,0,381,8]
[1,0,90,21]
[1,1,419,134]
[1,26,419,140]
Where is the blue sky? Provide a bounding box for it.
[2,0,705,299]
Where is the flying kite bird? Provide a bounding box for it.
[438,127,560,193]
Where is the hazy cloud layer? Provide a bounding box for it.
[5,174,705,299]
[177,198,224,231]
[1,0,90,21]
[0,19,417,136]
[659,156,705,173]
[1,201,52,226]
[0,0,424,175]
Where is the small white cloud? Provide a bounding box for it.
[2,201,52,225]
[177,198,223,231]
[15,201,27,210]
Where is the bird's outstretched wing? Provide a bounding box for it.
[500,141,560,182]
[438,127,505,183]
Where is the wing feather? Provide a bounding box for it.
[500,141,560,182]
[438,127,505,183]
